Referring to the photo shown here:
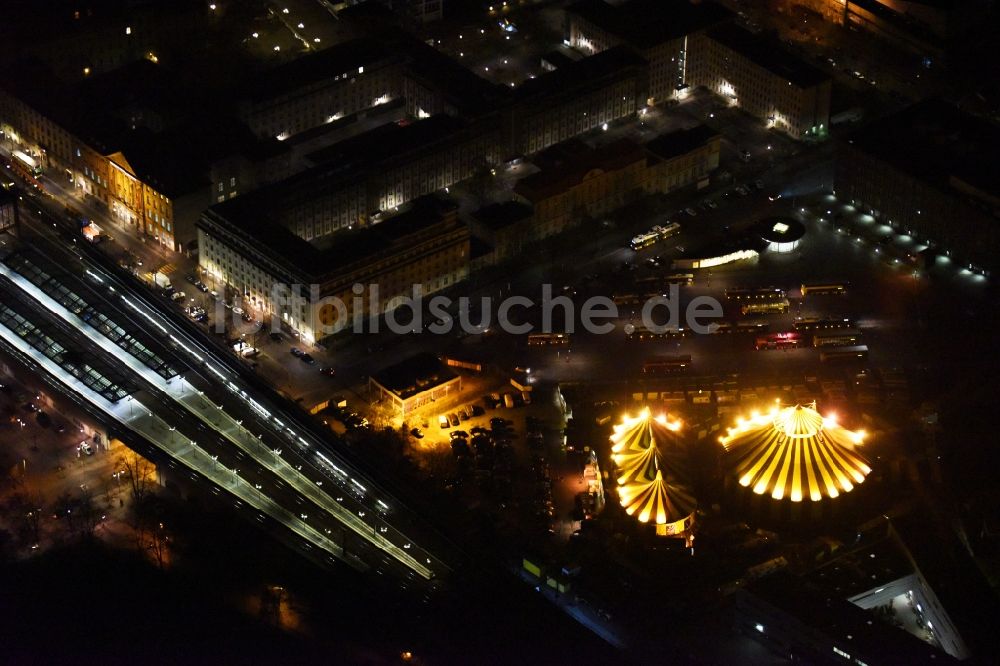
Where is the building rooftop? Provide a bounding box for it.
[567,0,733,50]
[204,194,463,281]
[539,50,577,70]
[305,114,467,168]
[515,138,646,201]
[845,99,1000,206]
[644,125,719,161]
[1,57,255,198]
[241,38,394,103]
[471,201,533,232]
[339,1,505,118]
[744,572,956,663]
[371,353,458,400]
[513,46,645,102]
[706,23,830,88]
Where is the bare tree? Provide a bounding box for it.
[5,491,43,546]
[146,519,169,569]
[117,449,155,503]
[75,490,99,536]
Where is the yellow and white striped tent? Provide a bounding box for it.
[610,408,696,532]
[720,403,871,502]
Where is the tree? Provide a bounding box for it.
[4,491,42,547]
[116,449,156,503]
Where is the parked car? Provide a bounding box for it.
[410,428,424,439]
[290,347,304,357]
[300,353,315,364]
[448,413,461,427]
[684,207,698,216]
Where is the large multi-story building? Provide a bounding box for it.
[492,125,719,258]
[231,114,500,243]
[0,0,205,79]
[236,38,404,142]
[0,58,242,252]
[509,46,647,155]
[514,138,649,239]
[834,99,1000,272]
[565,0,732,104]
[688,24,831,140]
[643,124,721,193]
[198,194,469,342]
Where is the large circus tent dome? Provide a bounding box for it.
[719,403,871,503]
[610,408,696,538]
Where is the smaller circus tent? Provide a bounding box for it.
[610,409,696,534]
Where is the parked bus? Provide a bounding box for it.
[801,282,848,296]
[627,325,687,341]
[820,345,868,363]
[629,222,681,251]
[741,299,790,315]
[812,330,862,348]
[635,273,694,293]
[713,320,768,334]
[7,152,44,191]
[726,287,786,302]
[527,333,570,346]
[754,332,801,350]
[642,355,691,374]
[793,317,855,332]
[12,150,42,176]
[664,273,694,286]
[737,320,769,334]
[613,293,643,307]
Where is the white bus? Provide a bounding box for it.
[630,222,681,251]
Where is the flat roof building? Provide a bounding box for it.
[369,353,462,418]
[688,24,832,139]
[835,99,1000,272]
[198,193,469,343]
[566,0,733,103]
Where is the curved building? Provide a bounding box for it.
[610,409,696,536]
[720,403,871,502]
[754,217,805,254]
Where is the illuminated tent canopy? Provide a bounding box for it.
[720,403,871,502]
[610,409,696,533]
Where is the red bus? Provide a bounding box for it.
[754,332,801,350]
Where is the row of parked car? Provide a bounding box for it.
[447,418,517,502]
[438,403,486,429]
